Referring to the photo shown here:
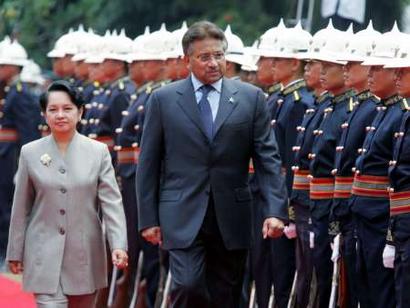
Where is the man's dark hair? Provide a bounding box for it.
[182,21,228,56]
[40,80,84,112]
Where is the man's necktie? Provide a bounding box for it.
[198,84,214,140]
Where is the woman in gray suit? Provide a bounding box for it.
[6,80,128,307]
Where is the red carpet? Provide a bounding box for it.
[0,275,35,307]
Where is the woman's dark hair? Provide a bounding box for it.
[39,80,84,112]
[182,21,228,56]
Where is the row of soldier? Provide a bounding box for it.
[1,17,410,308]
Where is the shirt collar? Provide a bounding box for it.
[191,74,222,93]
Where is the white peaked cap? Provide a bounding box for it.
[161,21,189,59]
[0,38,28,66]
[128,23,171,62]
[224,25,245,65]
[20,59,45,85]
[337,20,382,62]
[298,19,349,64]
[362,21,410,66]
[252,18,287,57]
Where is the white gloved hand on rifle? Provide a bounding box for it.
[284,223,297,239]
[331,234,341,262]
[382,244,396,269]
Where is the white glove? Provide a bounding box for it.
[382,244,396,269]
[309,231,315,249]
[331,234,341,262]
[284,223,297,239]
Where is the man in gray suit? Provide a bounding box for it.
[136,21,288,308]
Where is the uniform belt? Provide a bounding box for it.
[116,147,140,164]
[310,177,334,200]
[390,191,410,216]
[0,128,18,142]
[334,176,354,199]
[248,159,254,174]
[94,136,114,151]
[352,174,389,198]
[292,169,310,191]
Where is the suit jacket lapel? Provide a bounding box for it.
[213,78,239,138]
[176,77,210,140]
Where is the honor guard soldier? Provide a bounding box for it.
[383,40,410,308]
[246,19,286,308]
[332,21,381,307]
[252,21,314,308]
[93,30,136,161]
[0,38,41,264]
[47,27,81,83]
[79,33,109,137]
[71,28,102,104]
[306,23,355,308]
[114,24,177,307]
[223,25,244,80]
[349,23,409,308]
[291,21,338,306]
[238,41,259,86]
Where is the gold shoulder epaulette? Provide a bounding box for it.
[401,98,410,110]
[348,97,357,112]
[16,82,23,92]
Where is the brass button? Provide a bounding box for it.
[59,168,66,174]
[59,227,65,235]
[60,188,67,194]
[60,209,66,215]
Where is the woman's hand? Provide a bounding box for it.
[8,261,24,274]
[112,249,128,269]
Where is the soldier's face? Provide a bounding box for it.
[52,58,65,77]
[368,66,396,98]
[257,57,275,86]
[395,67,410,97]
[185,38,226,84]
[164,58,178,81]
[74,61,90,80]
[272,58,298,84]
[343,62,369,90]
[304,61,322,90]
[176,57,189,79]
[320,62,345,93]
[129,61,145,85]
[45,91,82,135]
[62,55,75,77]
[0,64,20,83]
[142,60,164,81]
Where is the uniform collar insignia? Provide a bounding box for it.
[383,95,402,106]
[333,89,355,104]
[282,79,306,96]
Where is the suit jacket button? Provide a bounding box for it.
[60,209,66,215]
[59,227,65,235]
[60,188,67,194]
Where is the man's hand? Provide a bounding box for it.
[262,217,285,239]
[112,249,128,269]
[8,261,23,274]
[141,226,162,245]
